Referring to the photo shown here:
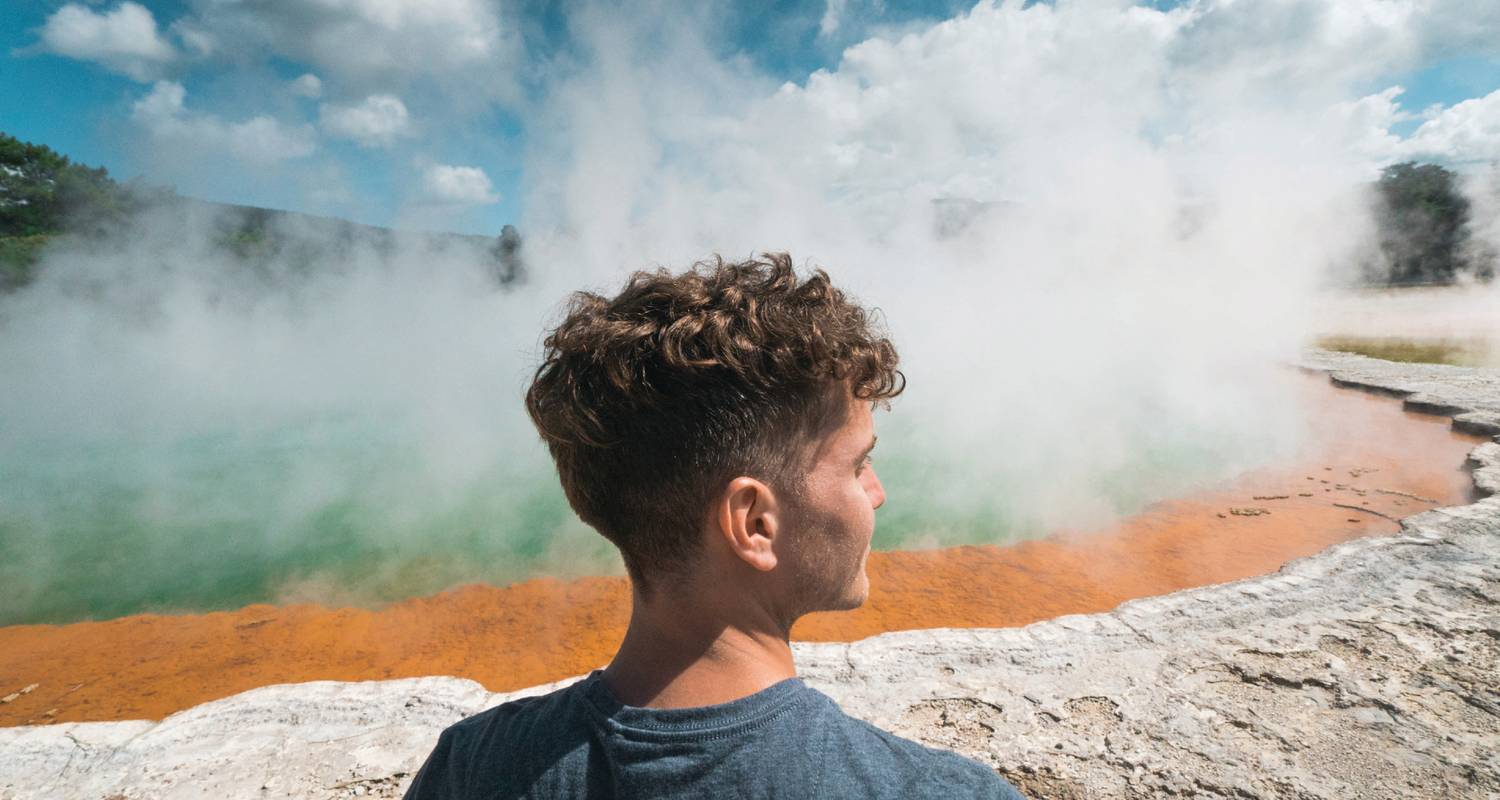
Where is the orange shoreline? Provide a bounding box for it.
[0,375,1484,726]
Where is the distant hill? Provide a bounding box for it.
[0,132,523,292]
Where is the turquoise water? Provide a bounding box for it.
[0,415,611,625]
[0,405,1264,625]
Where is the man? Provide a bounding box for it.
[405,253,1025,798]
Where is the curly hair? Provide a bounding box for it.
[525,252,904,591]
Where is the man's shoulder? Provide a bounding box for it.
[438,675,570,744]
[444,681,578,742]
[805,690,1025,798]
[404,680,594,800]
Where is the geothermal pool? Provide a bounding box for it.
[0,371,1483,726]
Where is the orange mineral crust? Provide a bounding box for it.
[0,375,1485,726]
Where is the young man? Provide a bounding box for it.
[405,254,1025,798]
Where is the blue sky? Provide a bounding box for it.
[4,0,1499,235]
[1,0,984,233]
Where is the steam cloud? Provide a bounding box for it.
[4,0,1498,623]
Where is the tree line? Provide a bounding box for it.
[0,132,161,289]
[1,132,526,293]
[1,131,1490,291]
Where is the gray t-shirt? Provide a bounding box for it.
[404,671,1025,799]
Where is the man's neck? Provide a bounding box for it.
[601,584,798,709]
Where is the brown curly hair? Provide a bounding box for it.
[525,252,904,590]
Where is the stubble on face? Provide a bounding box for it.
[780,400,878,617]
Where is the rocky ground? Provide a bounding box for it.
[2,350,1496,800]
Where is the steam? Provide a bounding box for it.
[0,204,614,622]
[518,1,1381,534]
[3,0,1493,623]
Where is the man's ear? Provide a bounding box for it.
[714,476,780,572]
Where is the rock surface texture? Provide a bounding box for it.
[2,350,1497,799]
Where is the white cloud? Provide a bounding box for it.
[1326,86,1412,168]
[420,164,501,206]
[819,0,849,37]
[1167,0,1500,104]
[176,0,521,102]
[131,81,316,164]
[1402,89,1500,165]
[37,1,175,81]
[1327,85,1500,169]
[169,19,216,58]
[320,94,412,148]
[817,0,891,40]
[290,73,323,99]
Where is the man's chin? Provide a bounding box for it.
[798,566,871,614]
[821,595,866,613]
[830,573,870,612]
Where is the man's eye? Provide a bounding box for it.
[856,456,872,475]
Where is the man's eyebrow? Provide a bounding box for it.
[855,436,878,465]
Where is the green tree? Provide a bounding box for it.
[0,132,124,237]
[1369,162,1476,285]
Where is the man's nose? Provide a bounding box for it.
[866,465,886,510]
